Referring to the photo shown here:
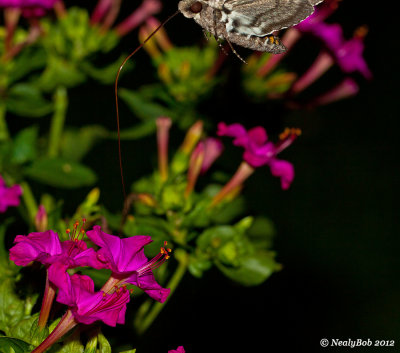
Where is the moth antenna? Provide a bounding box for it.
[225,38,247,64]
[114,10,180,202]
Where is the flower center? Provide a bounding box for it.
[65,219,87,256]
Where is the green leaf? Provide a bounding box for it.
[10,126,38,165]
[24,158,97,188]
[115,121,157,141]
[210,196,246,224]
[0,336,32,353]
[216,251,280,286]
[119,88,172,121]
[247,217,276,250]
[8,46,47,84]
[80,56,133,85]
[52,330,84,353]
[6,84,53,118]
[119,350,136,353]
[97,332,111,353]
[38,56,86,91]
[0,220,13,269]
[61,125,108,162]
[196,226,237,252]
[188,253,212,278]
[8,314,47,347]
[0,278,25,335]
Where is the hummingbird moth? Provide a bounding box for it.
[178,0,324,54]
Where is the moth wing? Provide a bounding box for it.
[223,0,323,36]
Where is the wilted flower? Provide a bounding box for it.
[0,175,22,213]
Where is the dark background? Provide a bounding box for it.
[34,0,400,352]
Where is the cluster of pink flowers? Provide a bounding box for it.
[256,0,371,106]
[9,220,170,352]
[156,118,299,207]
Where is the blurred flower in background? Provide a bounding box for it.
[0,174,22,212]
[242,0,372,107]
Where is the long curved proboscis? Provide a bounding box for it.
[115,10,180,200]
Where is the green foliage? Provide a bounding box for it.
[38,7,120,91]
[0,336,33,353]
[24,158,97,188]
[242,53,297,100]
[6,84,53,118]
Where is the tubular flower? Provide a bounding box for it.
[0,175,22,213]
[197,137,224,174]
[48,264,130,326]
[217,123,299,189]
[9,221,104,329]
[31,265,130,353]
[86,225,171,303]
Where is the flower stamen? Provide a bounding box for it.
[137,241,171,275]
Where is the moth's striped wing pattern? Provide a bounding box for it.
[178,0,324,54]
[222,0,324,36]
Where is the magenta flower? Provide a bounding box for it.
[0,176,22,213]
[9,223,105,329]
[0,0,58,17]
[217,123,298,189]
[310,77,359,107]
[86,225,171,303]
[114,0,162,37]
[211,123,299,206]
[9,229,103,269]
[185,137,224,197]
[334,31,372,79]
[296,4,371,81]
[31,265,130,353]
[169,347,185,353]
[198,137,224,174]
[49,263,130,326]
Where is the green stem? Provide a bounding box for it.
[48,86,68,158]
[20,181,38,224]
[134,249,189,335]
[0,101,9,141]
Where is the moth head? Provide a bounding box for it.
[178,0,205,19]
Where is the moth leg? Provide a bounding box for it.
[202,29,210,41]
[213,35,230,56]
[225,38,247,64]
